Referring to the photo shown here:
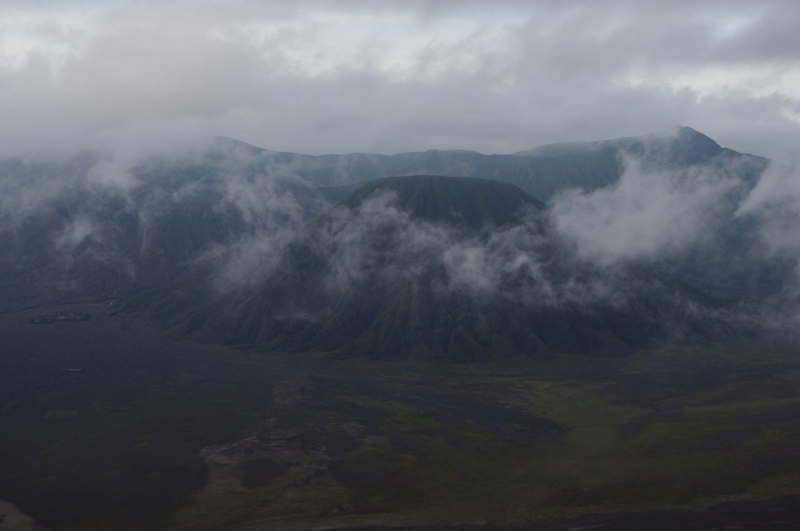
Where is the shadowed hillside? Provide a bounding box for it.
[178,176,735,360]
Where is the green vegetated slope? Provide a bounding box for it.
[181,175,734,360]
[169,339,800,531]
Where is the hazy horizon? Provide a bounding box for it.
[1,1,799,163]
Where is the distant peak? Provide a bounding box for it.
[656,125,723,162]
[517,126,724,163]
[210,136,270,154]
[671,125,720,146]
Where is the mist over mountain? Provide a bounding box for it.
[174,175,735,360]
[0,142,331,311]
[0,125,795,354]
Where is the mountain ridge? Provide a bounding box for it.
[213,125,767,204]
[0,126,777,322]
[514,125,722,158]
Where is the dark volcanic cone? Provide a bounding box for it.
[342,175,543,230]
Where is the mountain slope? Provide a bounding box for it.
[0,147,331,311]
[182,176,732,360]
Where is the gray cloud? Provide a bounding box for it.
[200,170,331,290]
[0,1,798,161]
[549,153,746,264]
[736,163,800,281]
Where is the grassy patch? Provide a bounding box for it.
[6,310,800,529]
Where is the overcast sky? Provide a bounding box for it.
[2,0,799,159]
